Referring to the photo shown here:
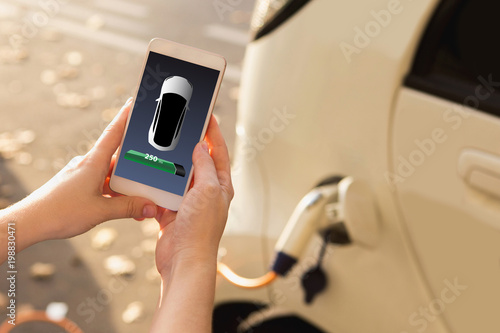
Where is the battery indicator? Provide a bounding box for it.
[124,150,186,177]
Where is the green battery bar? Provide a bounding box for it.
[124,150,186,177]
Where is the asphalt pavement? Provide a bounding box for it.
[0,0,255,331]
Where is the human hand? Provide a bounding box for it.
[0,98,158,251]
[154,116,234,277]
[149,116,233,333]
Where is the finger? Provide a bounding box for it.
[107,154,117,179]
[204,116,232,195]
[155,206,177,229]
[155,206,166,222]
[102,153,119,196]
[101,195,157,221]
[91,98,133,165]
[192,140,219,188]
[102,177,118,196]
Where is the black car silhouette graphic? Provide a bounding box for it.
[148,76,193,151]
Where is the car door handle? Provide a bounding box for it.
[458,149,500,199]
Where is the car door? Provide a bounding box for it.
[391,0,500,332]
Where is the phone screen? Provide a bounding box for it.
[114,51,221,196]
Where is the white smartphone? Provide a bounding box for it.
[109,38,226,211]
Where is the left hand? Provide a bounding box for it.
[2,98,157,247]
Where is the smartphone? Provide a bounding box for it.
[109,38,226,211]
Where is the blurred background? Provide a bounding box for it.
[0,0,254,331]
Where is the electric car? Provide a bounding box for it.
[214,0,500,332]
[148,76,192,151]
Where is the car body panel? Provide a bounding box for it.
[216,0,458,332]
[392,87,500,333]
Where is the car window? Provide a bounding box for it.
[404,0,500,117]
[153,93,187,147]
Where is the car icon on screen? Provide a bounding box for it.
[148,76,193,151]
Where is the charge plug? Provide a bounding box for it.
[300,222,351,304]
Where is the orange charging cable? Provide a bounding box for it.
[217,262,277,289]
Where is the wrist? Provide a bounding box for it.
[158,253,217,309]
[0,196,50,252]
[160,250,218,281]
[152,249,218,333]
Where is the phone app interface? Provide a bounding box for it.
[115,51,220,196]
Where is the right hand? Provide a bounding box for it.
[154,116,234,277]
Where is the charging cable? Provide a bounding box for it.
[217,262,277,288]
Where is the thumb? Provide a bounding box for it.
[192,141,218,186]
[101,196,157,220]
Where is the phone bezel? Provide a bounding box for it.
[109,38,226,211]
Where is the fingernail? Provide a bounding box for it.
[201,141,209,152]
[142,205,155,218]
[126,97,133,105]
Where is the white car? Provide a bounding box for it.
[148,76,192,151]
[214,0,500,332]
